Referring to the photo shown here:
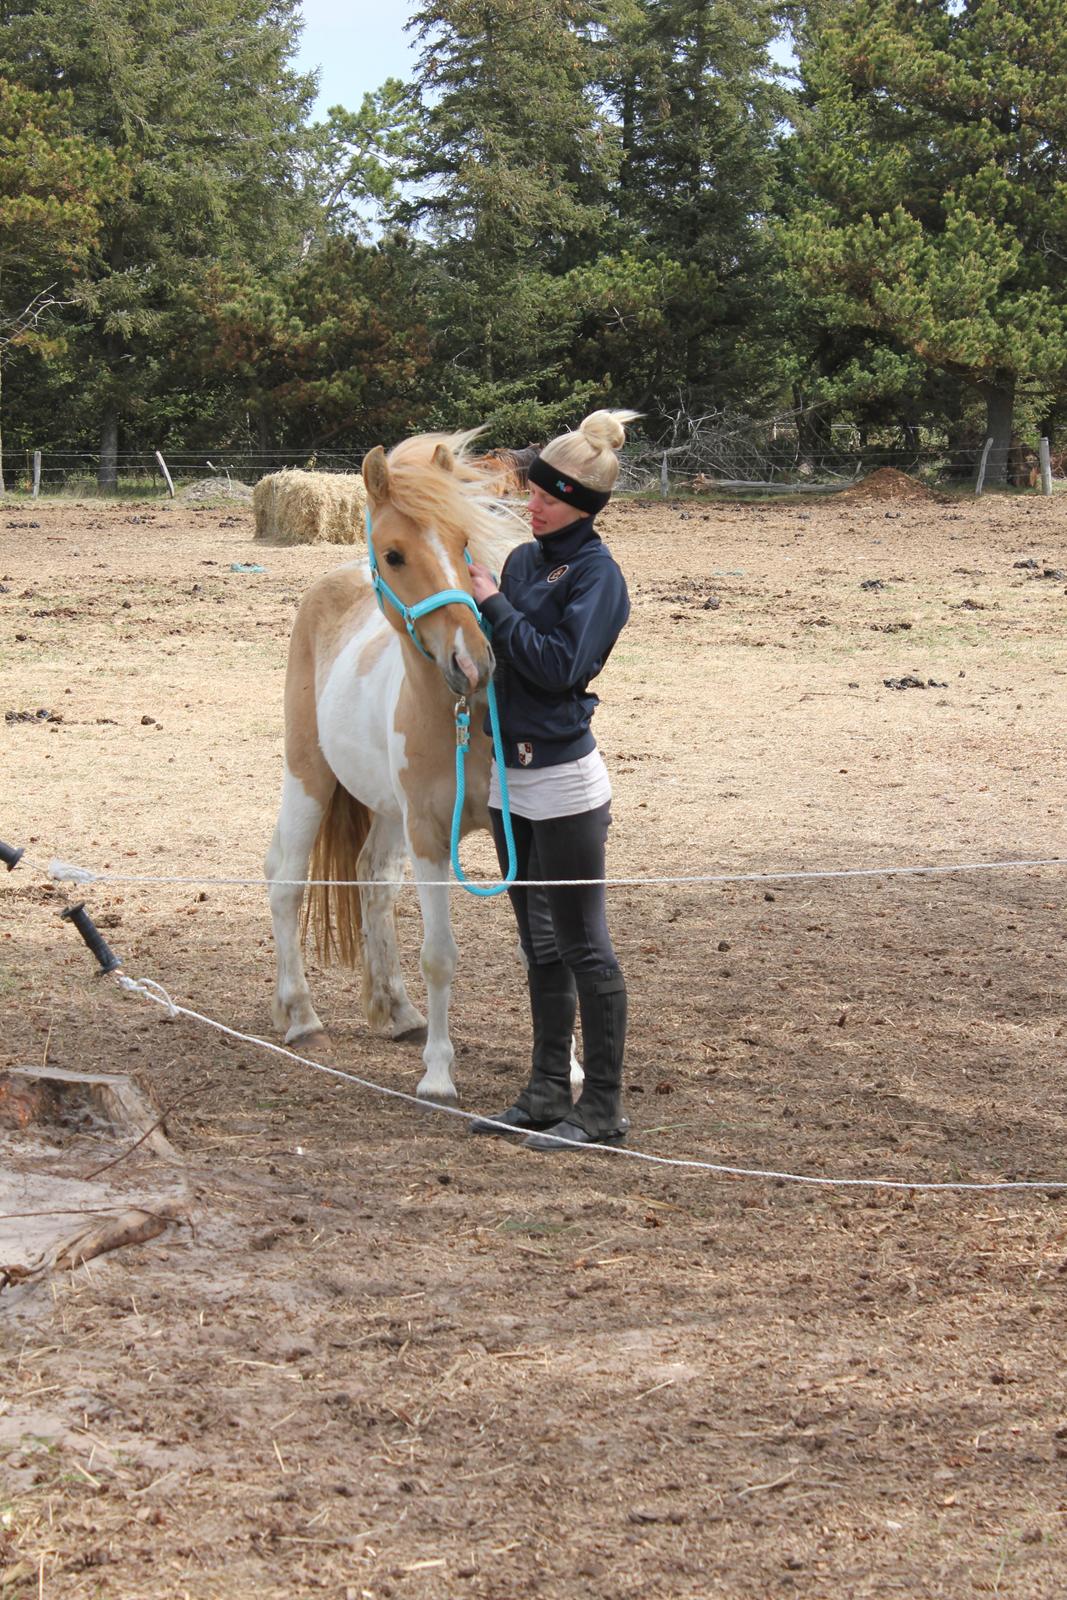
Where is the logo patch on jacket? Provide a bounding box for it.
[546,564,569,583]
[517,741,534,766]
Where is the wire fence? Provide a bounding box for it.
[617,433,1065,498]
[3,431,1064,501]
[5,448,370,501]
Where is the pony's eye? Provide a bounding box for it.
[385,549,404,568]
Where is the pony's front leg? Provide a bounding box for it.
[412,855,459,1101]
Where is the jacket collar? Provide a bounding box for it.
[535,515,599,564]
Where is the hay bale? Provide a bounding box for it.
[253,469,367,545]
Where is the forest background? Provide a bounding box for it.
[1,0,1065,489]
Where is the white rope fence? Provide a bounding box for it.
[44,853,1067,891]
[7,839,1065,1193]
[116,971,1067,1195]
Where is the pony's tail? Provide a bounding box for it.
[302,784,371,968]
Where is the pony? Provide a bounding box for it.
[476,443,542,498]
[265,431,530,1101]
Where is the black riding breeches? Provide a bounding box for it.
[489,803,620,977]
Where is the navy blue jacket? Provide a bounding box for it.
[480,516,630,769]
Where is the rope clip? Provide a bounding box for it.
[454,697,471,748]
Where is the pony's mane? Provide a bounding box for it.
[384,430,530,572]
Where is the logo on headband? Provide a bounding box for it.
[556,479,573,495]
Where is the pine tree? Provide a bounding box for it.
[782,0,1067,479]
[0,0,315,482]
[610,0,781,263]
[397,0,617,429]
[0,81,109,487]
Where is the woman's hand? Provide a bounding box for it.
[469,561,499,603]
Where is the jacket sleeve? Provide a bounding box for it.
[480,559,629,692]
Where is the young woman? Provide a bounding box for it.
[467,409,637,1151]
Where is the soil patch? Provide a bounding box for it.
[839,466,946,502]
[1,489,1065,1598]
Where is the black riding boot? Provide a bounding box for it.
[470,961,577,1136]
[525,967,628,1151]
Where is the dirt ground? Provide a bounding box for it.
[1,480,1066,1599]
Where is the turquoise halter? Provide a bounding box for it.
[365,507,517,898]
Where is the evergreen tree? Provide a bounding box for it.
[610,0,781,263]
[781,0,1067,479]
[0,0,315,482]
[398,0,617,429]
[574,0,785,426]
[0,81,109,487]
[188,236,437,449]
[301,82,419,244]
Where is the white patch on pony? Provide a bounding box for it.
[317,611,405,817]
[426,527,461,591]
[452,623,479,691]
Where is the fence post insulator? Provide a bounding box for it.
[60,902,123,975]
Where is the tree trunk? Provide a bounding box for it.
[98,409,118,492]
[977,374,1015,487]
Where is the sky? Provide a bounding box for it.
[293,1,420,116]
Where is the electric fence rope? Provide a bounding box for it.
[6,839,1064,1193]
[40,854,1067,892]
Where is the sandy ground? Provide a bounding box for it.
[1,479,1066,1599]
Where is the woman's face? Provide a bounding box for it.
[528,483,586,538]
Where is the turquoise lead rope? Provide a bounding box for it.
[365,508,517,897]
[451,686,517,898]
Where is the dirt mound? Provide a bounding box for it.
[839,467,943,503]
[181,477,253,503]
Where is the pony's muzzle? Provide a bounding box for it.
[447,643,499,694]
[447,640,494,695]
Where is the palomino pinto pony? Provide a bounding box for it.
[265,432,527,1100]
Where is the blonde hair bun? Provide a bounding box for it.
[578,409,637,453]
[540,407,641,497]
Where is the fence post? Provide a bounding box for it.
[1039,437,1053,497]
[32,450,41,499]
[660,452,669,498]
[155,450,175,498]
[974,436,994,497]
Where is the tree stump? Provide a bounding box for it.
[0,1066,181,1162]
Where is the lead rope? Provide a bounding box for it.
[365,507,517,898]
[451,687,517,898]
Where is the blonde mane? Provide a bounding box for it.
[384,430,530,573]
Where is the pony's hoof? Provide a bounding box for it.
[394,1024,428,1046]
[286,1028,332,1057]
[416,1077,458,1104]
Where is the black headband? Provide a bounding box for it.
[528,454,611,515]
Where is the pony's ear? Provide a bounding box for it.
[432,442,455,474]
[362,445,390,507]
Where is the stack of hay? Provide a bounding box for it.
[253,469,367,544]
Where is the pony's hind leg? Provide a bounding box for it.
[359,815,425,1038]
[266,767,329,1046]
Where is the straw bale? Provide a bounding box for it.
[253,469,367,545]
